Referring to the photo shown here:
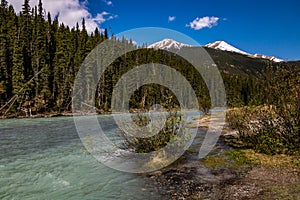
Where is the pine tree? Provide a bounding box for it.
[0,0,9,104]
[30,0,48,111]
[46,12,56,104]
[104,28,108,39]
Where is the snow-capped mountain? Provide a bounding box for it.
[205,41,250,56]
[148,39,283,62]
[205,40,283,62]
[148,39,191,50]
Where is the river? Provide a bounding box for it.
[0,116,162,199]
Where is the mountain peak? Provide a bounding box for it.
[148,39,191,50]
[205,41,283,62]
[205,41,250,55]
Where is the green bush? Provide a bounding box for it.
[121,111,181,153]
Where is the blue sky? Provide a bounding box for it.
[91,0,300,61]
[8,0,300,60]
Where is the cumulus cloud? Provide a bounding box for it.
[93,11,111,24]
[7,0,116,33]
[168,16,176,22]
[131,40,137,45]
[187,16,219,30]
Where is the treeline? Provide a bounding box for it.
[74,46,267,113]
[0,0,291,117]
[0,0,108,116]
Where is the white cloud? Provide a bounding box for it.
[93,11,110,24]
[132,40,137,45]
[102,0,113,6]
[168,16,176,22]
[187,16,219,30]
[7,0,116,33]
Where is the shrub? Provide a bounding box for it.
[120,111,181,153]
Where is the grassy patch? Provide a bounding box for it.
[226,150,259,166]
[202,156,227,169]
[243,149,300,168]
[265,184,300,200]
[227,149,300,168]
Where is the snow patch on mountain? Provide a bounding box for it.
[148,39,191,50]
[205,41,283,62]
[252,54,284,63]
[205,41,250,55]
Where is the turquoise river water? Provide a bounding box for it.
[0,116,162,200]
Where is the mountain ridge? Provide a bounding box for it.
[148,39,284,62]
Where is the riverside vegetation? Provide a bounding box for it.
[226,65,299,156]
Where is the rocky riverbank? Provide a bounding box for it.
[0,112,77,119]
[144,115,300,199]
[145,140,300,199]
